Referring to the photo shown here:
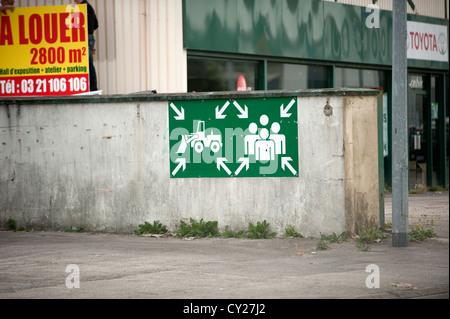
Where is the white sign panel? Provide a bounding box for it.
[407,21,448,63]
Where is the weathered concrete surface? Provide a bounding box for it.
[0,192,447,300]
[1,90,380,237]
[344,95,380,235]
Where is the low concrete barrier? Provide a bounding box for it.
[0,89,382,237]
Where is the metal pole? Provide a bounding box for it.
[392,0,409,247]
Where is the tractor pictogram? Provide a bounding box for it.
[176,121,222,154]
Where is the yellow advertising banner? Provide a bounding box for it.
[0,4,90,96]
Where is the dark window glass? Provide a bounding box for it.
[335,67,385,88]
[267,63,328,90]
[446,75,449,187]
[187,57,259,92]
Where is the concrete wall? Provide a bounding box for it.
[0,89,381,237]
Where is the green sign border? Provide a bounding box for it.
[169,97,299,178]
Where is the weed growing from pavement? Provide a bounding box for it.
[176,218,219,238]
[316,232,347,250]
[6,218,26,232]
[356,227,390,251]
[284,226,303,238]
[133,219,277,239]
[316,240,329,250]
[246,220,277,239]
[134,220,168,236]
[409,219,437,243]
[221,227,246,238]
[7,218,16,231]
[130,217,439,248]
[221,221,279,239]
[220,221,279,239]
[65,226,85,233]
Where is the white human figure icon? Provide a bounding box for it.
[260,114,269,126]
[255,128,275,161]
[244,122,259,155]
[270,122,286,155]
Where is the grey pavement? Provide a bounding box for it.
[0,192,448,301]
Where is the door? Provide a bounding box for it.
[408,75,427,190]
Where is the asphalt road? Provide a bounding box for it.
[0,191,448,303]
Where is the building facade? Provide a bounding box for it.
[182,0,449,190]
[14,0,449,190]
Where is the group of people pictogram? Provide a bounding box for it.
[244,115,286,161]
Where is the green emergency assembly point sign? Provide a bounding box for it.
[169,97,299,178]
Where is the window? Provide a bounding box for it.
[187,57,259,92]
[335,67,385,88]
[267,63,328,90]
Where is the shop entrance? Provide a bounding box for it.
[408,75,427,190]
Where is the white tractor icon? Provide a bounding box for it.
[177,121,223,154]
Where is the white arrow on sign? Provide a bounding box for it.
[172,158,186,176]
[170,103,185,121]
[233,101,248,119]
[234,157,250,176]
[280,99,296,118]
[215,101,230,119]
[216,158,232,176]
[281,157,297,176]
